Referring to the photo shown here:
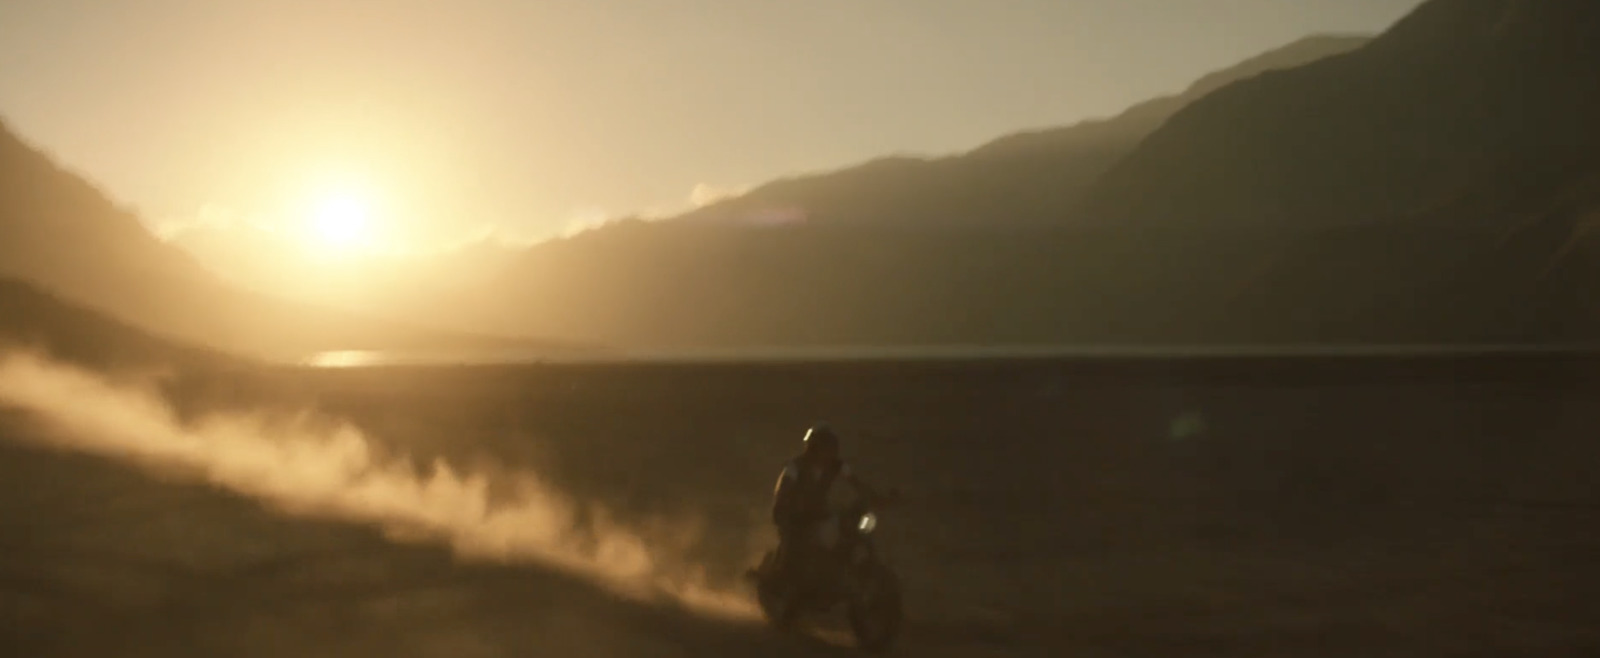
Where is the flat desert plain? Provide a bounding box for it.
[2,354,1599,656]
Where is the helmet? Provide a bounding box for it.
[803,423,840,453]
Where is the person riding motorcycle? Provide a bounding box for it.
[771,423,878,587]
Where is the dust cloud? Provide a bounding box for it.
[0,350,760,620]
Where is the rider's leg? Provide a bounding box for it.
[779,522,821,586]
[776,523,809,579]
[800,518,836,589]
[775,524,793,570]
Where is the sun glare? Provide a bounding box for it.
[306,190,374,254]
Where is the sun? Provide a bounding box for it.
[305,190,374,254]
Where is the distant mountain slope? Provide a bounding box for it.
[1071,0,1600,342]
[0,276,220,370]
[1204,170,1600,344]
[439,223,1596,349]
[1079,0,1600,227]
[401,36,1370,346]
[0,122,591,361]
[343,1,1599,350]
[415,1,1600,350]
[675,35,1369,229]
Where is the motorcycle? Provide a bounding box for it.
[744,487,904,653]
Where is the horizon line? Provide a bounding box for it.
[297,343,1600,368]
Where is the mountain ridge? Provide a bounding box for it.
[669,34,1371,229]
[1078,0,1600,227]
[430,1,1599,349]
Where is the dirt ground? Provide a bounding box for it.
[3,357,1600,656]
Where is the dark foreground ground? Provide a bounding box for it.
[4,354,1600,656]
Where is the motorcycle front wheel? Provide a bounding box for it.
[847,563,903,653]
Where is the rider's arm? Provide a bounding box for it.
[772,464,803,525]
[841,465,879,501]
[844,463,901,506]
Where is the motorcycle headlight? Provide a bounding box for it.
[857,512,877,534]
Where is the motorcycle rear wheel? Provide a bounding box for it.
[848,563,903,653]
[753,551,800,631]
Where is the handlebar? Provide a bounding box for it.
[864,486,903,509]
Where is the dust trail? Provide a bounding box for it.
[0,350,760,620]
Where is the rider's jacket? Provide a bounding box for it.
[772,457,854,527]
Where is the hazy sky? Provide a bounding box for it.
[0,0,1425,249]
